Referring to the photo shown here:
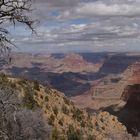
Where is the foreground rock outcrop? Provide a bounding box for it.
[0,74,133,140]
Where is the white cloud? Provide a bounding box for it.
[11,0,140,52]
[59,1,140,19]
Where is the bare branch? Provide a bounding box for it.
[0,0,35,65]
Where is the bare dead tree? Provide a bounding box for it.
[0,0,34,64]
[0,75,51,139]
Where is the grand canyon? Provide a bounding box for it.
[2,0,140,139]
[1,52,140,137]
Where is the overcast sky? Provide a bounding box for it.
[10,0,140,53]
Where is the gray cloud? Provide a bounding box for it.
[16,20,140,49]
[58,1,140,20]
[12,0,140,53]
[35,0,79,7]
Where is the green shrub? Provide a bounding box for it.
[23,87,39,110]
[58,118,63,126]
[72,108,84,122]
[45,87,52,94]
[46,104,50,110]
[45,95,49,101]
[88,122,93,129]
[51,127,59,140]
[33,80,40,91]
[0,74,10,89]
[63,97,70,105]
[62,104,69,115]
[67,125,82,140]
[87,110,92,120]
[40,95,44,100]
[87,134,95,140]
[17,78,28,86]
[80,121,86,128]
[0,73,7,82]
[53,106,58,116]
[48,114,55,126]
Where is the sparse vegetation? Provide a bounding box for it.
[53,106,58,116]
[67,125,82,140]
[63,96,70,105]
[72,107,84,122]
[45,95,49,101]
[51,127,60,140]
[87,134,95,140]
[88,121,93,129]
[58,118,64,126]
[48,114,55,126]
[10,82,17,89]
[17,78,28,86]
[40,94,44,100]
[0,75,132,140]
[34,80,40,91]
[62,104,69,115]
[81,121,86,128]
[23,85,39,109]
